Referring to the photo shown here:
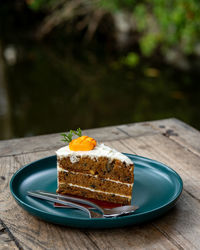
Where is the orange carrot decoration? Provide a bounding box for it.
[69,136,96,151]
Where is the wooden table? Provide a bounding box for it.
[0,118,200,250]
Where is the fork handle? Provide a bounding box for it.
[27,191,93,218]
[34,190,104,214]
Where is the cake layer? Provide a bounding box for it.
[57,183,132,205]
[58,156,134,183]
[58,169,133,196]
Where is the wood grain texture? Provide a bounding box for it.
[117,122,158,138]
[108,135,200,249]
[152,190,200,250]
[0,118,199,158]
[0,154,99,250]
[0,125,129,157]
[0,222,18,250]
[84,224,179,250]
[0,233,18,250]
[0,156,24,249]
[0,119,160,157]
[0,150,179,250]
[0,118,200,250]
[0,133,66,158]
[150,118,200,156]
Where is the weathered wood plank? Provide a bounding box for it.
[107,135,200,249]
[0,133,66,158]
[0,125,129,157]
[0,155,99,250]
[1,150,179,250]
[1,118,199,250]
[0,233,18,250]
[13,145,200,250]
[0,118,199,158]
[84,126,128,141]
[0,156,23,250]
[0,222,18,250]
[85,224,179,250]
[106,140,136,154]
[117,121,158,137]
[0,120,161,157]
[152,190,200,250]
[149,118,200,156]
[14,149,55,166]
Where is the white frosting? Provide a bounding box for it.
[56,143,133,165]
[58,167,133,186]
[59,182,132,198]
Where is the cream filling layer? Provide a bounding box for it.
[59,182,132,199]
[58,167,133,187]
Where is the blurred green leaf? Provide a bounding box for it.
[121,52,140,67]
[140,33,159,56]
[27,0,56,11]
[134,4,148,31]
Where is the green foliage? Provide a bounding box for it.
[27,0,200,57]
[99,0,200,56]
[134,4,148,32]
[98,0,119,12]
[140,34,159,56]
[61,128,82,144]
[99,0,135,11]
[150,0,200,55]
[121,52,139,67]
[28,0,56,11]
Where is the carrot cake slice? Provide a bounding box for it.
[56,132,134,205]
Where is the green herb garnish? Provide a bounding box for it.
[61,128,82,144]
[73,128,82,137]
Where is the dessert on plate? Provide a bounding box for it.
[56,129,134,205]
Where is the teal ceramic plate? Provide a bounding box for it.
[10,154,183,229]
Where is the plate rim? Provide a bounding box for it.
[10,153,183,223]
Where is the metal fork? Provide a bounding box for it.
[27,190,138,218]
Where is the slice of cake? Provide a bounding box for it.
[56,134,134,205]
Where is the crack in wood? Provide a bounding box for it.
[0,147,57,159]
[0,226,6,234]
[13,155,23,166]
[119,140,137,154]
[0,219,23,250]
[0,147,58,158]
[184,189,200,203]
[83,231,101,250]
[152,223,185,250]
[116,127,130,136]
[162,133,200,159]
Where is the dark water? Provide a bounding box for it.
[0,4,200,140]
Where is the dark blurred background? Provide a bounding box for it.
[0,0,200,140]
